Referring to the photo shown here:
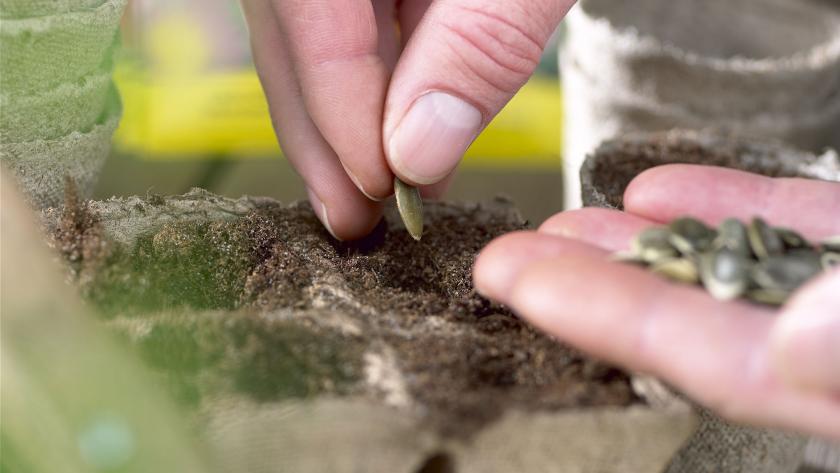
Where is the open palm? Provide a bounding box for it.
[475,164,840,440]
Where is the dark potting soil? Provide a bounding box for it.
[581,132,812,209]
[48,188,639,436]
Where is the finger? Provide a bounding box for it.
[243,0,382,240]
[373,0,400,69]
[383,0,575,186]
[538,208,656,251]
[625,165,840,239]
[771,269,840,393]
[273,0,393,200]
[506,244,840,438]
[473,231,605,303]
[397,0,434,45]
[418,170,455,200]
[394,0,452,200]
[508,247,773,380]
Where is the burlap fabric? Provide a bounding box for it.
[0,0,125,93]
[580,130,840,473]
[1,96,120,208]
[0,0,105,19]
[0,0,126,208]
[562,0,840,208]
[1,71,111,143]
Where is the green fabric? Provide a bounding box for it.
[0,91,121,208]
[0,0,104,19]
[0,0,126,208]
[1,71,111,143]
[0,0,125,94]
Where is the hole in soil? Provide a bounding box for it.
[414,452,455,473]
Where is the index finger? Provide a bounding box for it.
[625,165,840,240]
[273,0,394,200]
[500,237,840,438]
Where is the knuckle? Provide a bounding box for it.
[440,7,544,94]
[300,36,378,69]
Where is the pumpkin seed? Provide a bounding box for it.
[821,251,840,270]
[715,218,750,256]
[747,217,784,260]
[774,227,810,249]
[669,217,716,255]
[752,250,822,292]
[616,217,833,307]
[822,236,840,252]
[699,248,750,301]
[632,227,678,263]
[394,177,423,241]
[746,288,790,306]
[651,257,699,284]
[609,250,647,265]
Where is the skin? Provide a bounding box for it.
[241,0,576,240]
[475,165,840,440]
[240,0,840,439]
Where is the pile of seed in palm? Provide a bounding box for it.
[614,217,840,306]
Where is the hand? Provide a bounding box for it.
[475,164,840,440]
[241,0,575,239]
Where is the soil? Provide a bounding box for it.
[47,190,638,437]
[580,131,829,209]
[52,177,110,282]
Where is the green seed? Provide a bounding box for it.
[747,217,783,260]
[715,218,750,256]
[650,257,699,284]
[617,217,831,307]
[746,288,789,306]
[774,227,809,249]
[394,177,423,241]
[699,248,750,301]
[752,250,822,292]
[820,251,840,270]
[669,217,716,255]
[632,227,678,263]
[609,250,647,265]
[822,236,840,252]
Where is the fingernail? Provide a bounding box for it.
[341,163,383,202]
[773,311,840,391]
[388,92,482,185]
[306,188,341,241]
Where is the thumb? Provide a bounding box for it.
[769,269,840,393]
[383,0,574,186]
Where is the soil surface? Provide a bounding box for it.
[46,188,638,437]
[580,131,839,209]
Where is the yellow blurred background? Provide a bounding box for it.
[99,0,565,222]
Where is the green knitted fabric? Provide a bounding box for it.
[0,0,126,208]
[0,0,125,94]
[1,71,111,143]
[0,0,105,19]
[0,91,121,208]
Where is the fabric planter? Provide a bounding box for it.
[562,0,840,208]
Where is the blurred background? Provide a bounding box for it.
[98,0,566,224]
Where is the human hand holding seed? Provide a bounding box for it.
[241,0,575,240]
[474,164,840,440]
